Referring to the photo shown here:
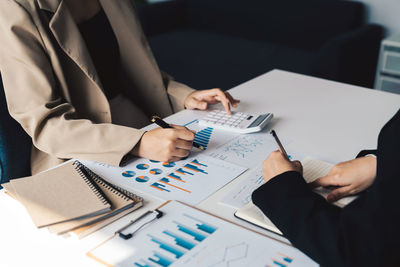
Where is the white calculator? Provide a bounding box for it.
[198,110,273,133]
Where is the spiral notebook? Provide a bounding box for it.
[8,161,112,228]
[48,162,143,237]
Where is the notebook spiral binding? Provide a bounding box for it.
[73,161,143,204]
[72,161,111,206]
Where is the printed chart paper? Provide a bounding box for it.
[88,201,318,267]
[81,155,247,205]
[206,132,280,168]
[219,166,265,209]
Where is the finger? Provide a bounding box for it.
[175,128,196,141]
[225,93,240,108]
[292,160,303,172]
[167,156,182,162]
[327,186,352,202]
[292,160,302,167]
[187,97,208,110]
[272,150,290,162]
[211,89,232,114]
[170,125,196,134]
[172,147,191,158]
[175,139,193,150]
[170,125,188,130]
[309,175,342,189]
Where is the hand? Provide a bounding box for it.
[262,150,303,183]
[309,156,377,202]
[184,88,240,115]
[132,125,195,162]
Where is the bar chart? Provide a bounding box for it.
[193,127,213,150]
[88,202,318,267]
[82,155,247,205]
[133,210,218,267]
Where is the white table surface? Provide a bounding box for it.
[1,70,399,267]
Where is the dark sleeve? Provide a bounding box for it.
[356,149,377,158]
[252,171,345,266]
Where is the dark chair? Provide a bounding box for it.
[137,0,384,90]
[0,73,32,187]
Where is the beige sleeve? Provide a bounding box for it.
[164,73,195,112]
[0,1,144,167]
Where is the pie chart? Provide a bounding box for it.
[162,162,176,168]
[136,163,150,170]
[135,176,149,183]
[122,170,135,178]
[149,168,163,175]
[150,160,160,163]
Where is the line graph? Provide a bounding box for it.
[208,134,279,168]
[221,136,264,159]
[205,242,249,267]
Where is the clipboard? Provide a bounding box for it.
[87,201,318,267]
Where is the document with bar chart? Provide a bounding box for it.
[88,201,317,267]
[81,155,247,205]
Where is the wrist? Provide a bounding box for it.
[130,131,147,157]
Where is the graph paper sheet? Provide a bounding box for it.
[81,155,247,206]
[87,201,318,267]
[206,132,281,168]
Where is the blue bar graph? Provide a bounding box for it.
[277,252,293,264]
[183,163,208,174]
[163,230,197,250]
[148,235,185,259]
[176,168,194,175]
[183,213,218,234]
[191,159,208,167]
[174,221,207,242]
[284,257,293,263]
[167,172,184,182]
[194,127,213,150]
[273,260,287,267]
[134,260,157,267]
[148,252,174,267]
[150,182,171,192]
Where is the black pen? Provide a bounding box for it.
[270,130,290,160]
[151,116,204,151]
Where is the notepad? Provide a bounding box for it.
[47,163,143,237]
[9,161,111,228]
[235,157,358,234]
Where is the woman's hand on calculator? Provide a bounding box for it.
[184,88,240,114]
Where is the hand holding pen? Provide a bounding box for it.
[261,130,303,183]
[130,116,201,162]
[151,116,204,151]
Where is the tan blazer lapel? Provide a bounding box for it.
[99,0,173,117]
[38,0,103,93]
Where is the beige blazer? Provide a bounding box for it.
[0,0,194,174]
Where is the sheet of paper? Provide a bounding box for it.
[81,155,247,206]
[88,201,318,267]
[219,166,264,209]
[301,157,357,207]
[206,132,280,168]
[220,156,357,210]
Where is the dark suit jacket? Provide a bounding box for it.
[252,109,400,267]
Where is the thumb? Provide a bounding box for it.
[309,175,337,189]
[186,97,208,110]
[327,186,351,202]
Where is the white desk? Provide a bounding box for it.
[1,70,399,267]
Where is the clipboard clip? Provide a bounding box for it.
[116,209,164,240]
